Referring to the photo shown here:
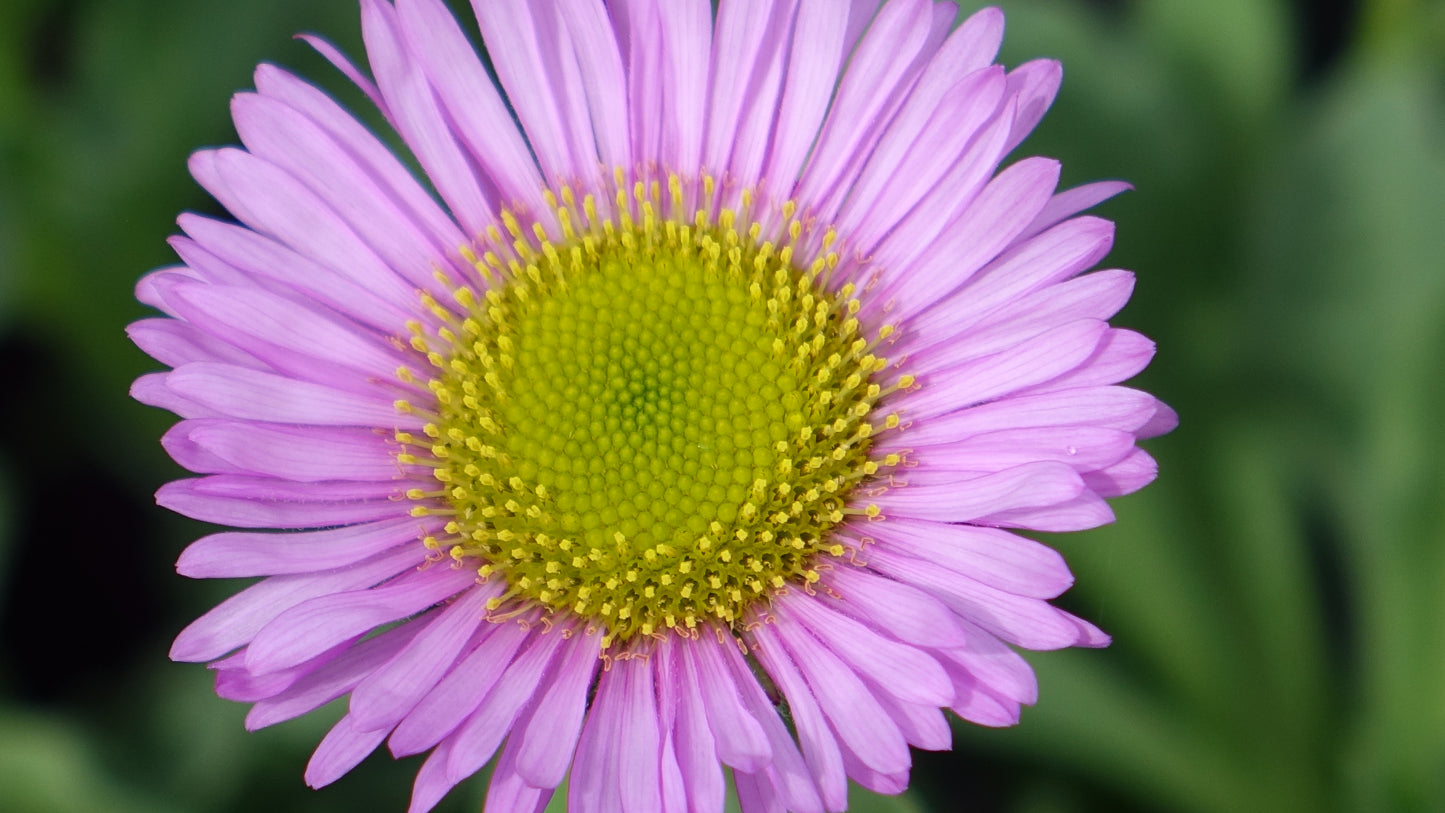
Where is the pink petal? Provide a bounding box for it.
[769,617,911,776]
[763,0,848,191]
[905,425,1135,481]
[1083,447,1161,498]
[395,0,548,211]
[871,461,1086,524]
[718,636,824,813]
[482,732,554,813]
[407,738,462,813]
[862,545,1096,651]
[245,565,476,674]
[443,630,565,783]
[976,488,1116,532]
[568,645,625,813]
[128,317,262,369]
[178,518,426,579]
[871,690,951,750]
[164,362,405,428]
[1020,180,1132,241]
[863,518,1074,599]
[156,474,406,529]
[389,620,531,756]
[184,420,400,483]
[193,148,417,305]
[556,0,631,170]
[296,34,387,117]
[252,63,468,256]
[822,565,968,649]
[681,634,771,773]
[703,0,793,190]
[131,372,223,419]
[614,655,664,812]
[945,661,1023,727]
[881,157,1062,324]
[667,638,726,813]
[305,713,389,788]
[512,627,603,789]
[361,0,492,236]
[1021,328,1157,392]
[468,0,592,187]
[884,385,1161,449]
[348,582,498,732]
[170,543,423,663]
[1003,58,1062,154]
[775,592,953,707]
[867,96,1015,276]
[177,216,413,333]
[898,319,1108,422]
[161,421,252,476]
[246,617,424,730]
[232,93,458,293]
[841,749,911,796]
[1139,402,1179,440]
[749,630,848,811]
[938,620,1039,705]
[163,280,405,389]
[796,0,933,219]
[840,66,1007,252]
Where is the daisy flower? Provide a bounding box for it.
[131,1,1175,811]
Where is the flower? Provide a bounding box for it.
[131,0,1176,811]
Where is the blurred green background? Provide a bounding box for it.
[2,0,1443,811]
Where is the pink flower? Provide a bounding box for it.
[131,1,1175,811]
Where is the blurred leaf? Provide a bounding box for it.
[1137,0,1293,131]
[1243,48,1445,810]
[849,785,929,812]
[0,707,181,813]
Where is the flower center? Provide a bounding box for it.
[398,177,904,644]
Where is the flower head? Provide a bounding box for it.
[132,1,1175,811]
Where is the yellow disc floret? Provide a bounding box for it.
[398,176,898,645]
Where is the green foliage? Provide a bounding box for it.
[3,0,1443,811]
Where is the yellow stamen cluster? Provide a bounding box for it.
[397,174,906,645]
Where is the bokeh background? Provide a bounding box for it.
[2,0,1443,810]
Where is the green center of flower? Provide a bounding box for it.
[398,179,904,644]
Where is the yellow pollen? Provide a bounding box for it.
[397,172,907,644]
